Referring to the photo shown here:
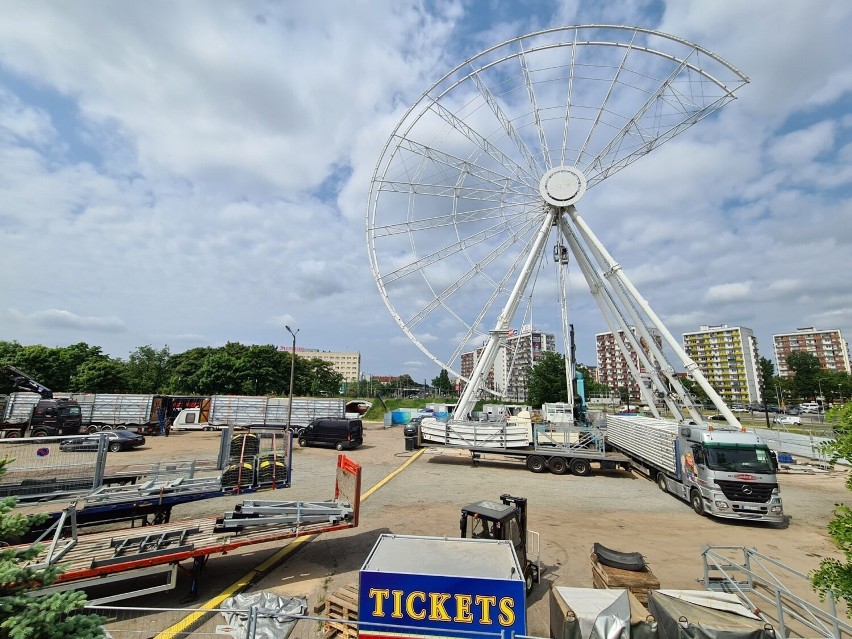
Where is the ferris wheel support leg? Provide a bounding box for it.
[567,208,740,427]
[559,218,664,416]
[563,211,704,423]
[455,210,556,421]
[559,215,688,420]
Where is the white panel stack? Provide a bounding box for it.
[606,415,679,474]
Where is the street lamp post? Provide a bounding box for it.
[285,325,299,428]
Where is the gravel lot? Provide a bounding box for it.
[81,422,849,637]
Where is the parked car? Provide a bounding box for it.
[773,415,801,426]
[60,430,145,452]
[784,406,800,415]
[730,405,746,412]
[708,414,727,421]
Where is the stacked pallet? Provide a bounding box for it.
[319,582,359,639]
[591,552,659,604]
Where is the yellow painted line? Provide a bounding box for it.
[155,447,425,637]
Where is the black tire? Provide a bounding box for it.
[108,442,122,453]
[86,425,99,434]
[525,567,535,594]
[115,425,127,430]
[548,457,569,475]
[527,456,546,473]
[336,442,345,451]
[570,458,591,477]
[690,489,705,516]
[31,429,49,437]
[298,437,308,447]
[657,472,668,492]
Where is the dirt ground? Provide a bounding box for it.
[77,423,850,637]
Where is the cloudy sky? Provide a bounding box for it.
[1,1,850,383]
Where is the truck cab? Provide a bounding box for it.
[459,494,540,593]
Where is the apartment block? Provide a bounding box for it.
[294,349,361,383]
[595,327,662,402]
[460,329,557,402]
[772,327,850,377]
[682,324,761,405]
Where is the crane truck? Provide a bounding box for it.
[606,414,784,523]
[0,366,82,437]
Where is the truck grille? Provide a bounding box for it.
[716,480,776,503]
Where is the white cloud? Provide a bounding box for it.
[0,1,849,380]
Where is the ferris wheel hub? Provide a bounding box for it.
[539,166,587,207]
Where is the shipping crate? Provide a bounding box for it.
[591,552,660,604]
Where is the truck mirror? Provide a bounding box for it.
[769,451,778,470]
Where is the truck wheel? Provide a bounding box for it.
[690,489,705,516]
[526,456,546,473]
[570,458,591,476]
[548,457,569,475]
[298,437,308,447]
[86,425,99,434]
[657,473,668,492]
[31,429,49,437]
[524,567,535,594]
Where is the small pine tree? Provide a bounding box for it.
[0,457,105,639]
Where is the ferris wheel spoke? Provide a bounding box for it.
[373,177,531,206]
[428,101,539,188]
[467,67,544,177]
[518,43,551,170]
[405,215,541,330]
[380,211,533,285]
[371,203,535,238]
[560,33,579,167]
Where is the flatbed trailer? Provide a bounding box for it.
[20,455,361,604]
[464,446,630,476]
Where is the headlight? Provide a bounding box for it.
[714,501,729,509]
[771,506,783,513]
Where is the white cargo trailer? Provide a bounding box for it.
[172,396,345,431]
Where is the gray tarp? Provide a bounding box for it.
[648,590,774,639]
[551,587,658,639]
[219,592,308,639]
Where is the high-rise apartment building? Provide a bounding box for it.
[595,327,662,402]
[460,329,556,401]
[682,324,761,405]
[772,327,850,377]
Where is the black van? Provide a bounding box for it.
[297,418,363,450]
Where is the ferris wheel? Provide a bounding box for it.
[366,25,749,423]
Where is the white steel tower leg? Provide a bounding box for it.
[568,208,741,427]
[455,210,556,421]
[559,217,682,419]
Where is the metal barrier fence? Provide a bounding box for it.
[87,605,539,639]
[0,434,109,500]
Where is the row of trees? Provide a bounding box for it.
[0,341,345,397]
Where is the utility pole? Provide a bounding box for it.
[285,325,299,428]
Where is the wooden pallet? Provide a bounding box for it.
[321,582,359,639]
[591,553,659,604]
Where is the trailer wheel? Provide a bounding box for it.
[548,457,569,475]
[524,566,535,594]
[86,424,99,434]
[657,472,668,492]
[526,456,546,473]
[690,489,705,516]
[570,458,591,477]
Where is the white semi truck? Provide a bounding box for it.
[606,415,784,523]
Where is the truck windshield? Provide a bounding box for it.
[59,406,82,417]
[704,445,774,474]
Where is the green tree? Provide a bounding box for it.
[0,457,105,638]
[303,358,344,396]
[70,358,130,393]
[432,370,453,395]
[787,351,822,400]
[527,351,569,407]
[759,356,776,405]
[811,402,852,604]
[126,345,171,393]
